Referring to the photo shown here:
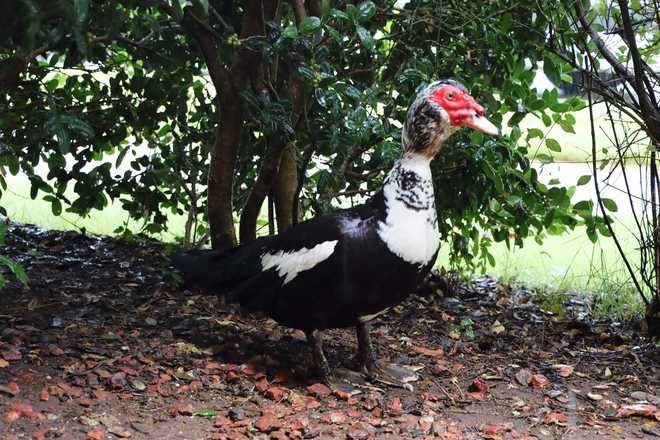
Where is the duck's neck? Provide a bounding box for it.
[382,152,434,211]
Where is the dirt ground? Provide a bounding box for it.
[0,223,658,440]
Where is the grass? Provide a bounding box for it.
[513,101,647,163]
[2,174,189,240]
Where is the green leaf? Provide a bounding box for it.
[0,255,29,286]
[196,408,217,417]
[527,128,544,139]
[330,8,349,20]
[601,198,618,212]
[282,25,298,38]
[541,112,552,127]
[577,175,591,185]
[345,4,360,23]
[357,1,376,21]
[356,25,375,51]
[67,117,95,139]
[45,78,60,92]
[100,332,121,341]
[545,138,561,152]
[194,0,208,15]
[559,119,575,133]
[536,153,553,164]
[299,16,321,34]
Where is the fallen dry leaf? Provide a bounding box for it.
[490,320,505,335]
[265,386,288,401]
[411,344,444,358]
[306,383,331,398]
[616,404,659,420]
[552,364,574,378]
[324,411,347,424]
[469,377,488,393]
[1,347,22,361]
[544,412,568,425]
[0,382,20,396]
[86,429,106,440]
[515,368,532,386]
[387,397,403,416]
[530,374,550,389]
[255,413,281,432]
[482,421,513,438]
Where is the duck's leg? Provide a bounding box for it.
[357,321,417,390]
[306,330,366,392]
[306,330,332,380]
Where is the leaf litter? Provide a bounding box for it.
[0,222,657,439]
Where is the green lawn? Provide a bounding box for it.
[2,174,188,240]
[511,101,645,163]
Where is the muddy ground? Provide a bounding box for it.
[0,223,658,439]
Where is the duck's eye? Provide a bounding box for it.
[446,92,455,100]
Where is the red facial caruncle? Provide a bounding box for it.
[429,85,499,136]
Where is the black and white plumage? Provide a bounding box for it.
[172,79,499,386]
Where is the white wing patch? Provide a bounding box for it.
[261,240,339,285]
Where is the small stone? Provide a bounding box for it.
[145,318,157,326]
[110,372,127,388]
[347,428,369,440]
[128,378,146,391]
[98,414,131,437]
[79,415,100,427]
[587,392,603,401]
[130,421,152,434]
[631,391,660,405]
[229,407,245,421]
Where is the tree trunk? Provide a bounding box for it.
[208,91,241,250]
[239,135,288,243]
[273,142,298,230]
[273,0,311,231]
[182,0,275,250]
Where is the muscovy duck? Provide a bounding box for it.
[173,79,499,388]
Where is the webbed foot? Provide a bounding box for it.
[362,359,418,391]
[356,321,419,391]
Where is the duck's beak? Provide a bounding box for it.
[463,113,500,136]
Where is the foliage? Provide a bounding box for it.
[0,0,600,271]
[543,0,659,328]
[0,223,29,288]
